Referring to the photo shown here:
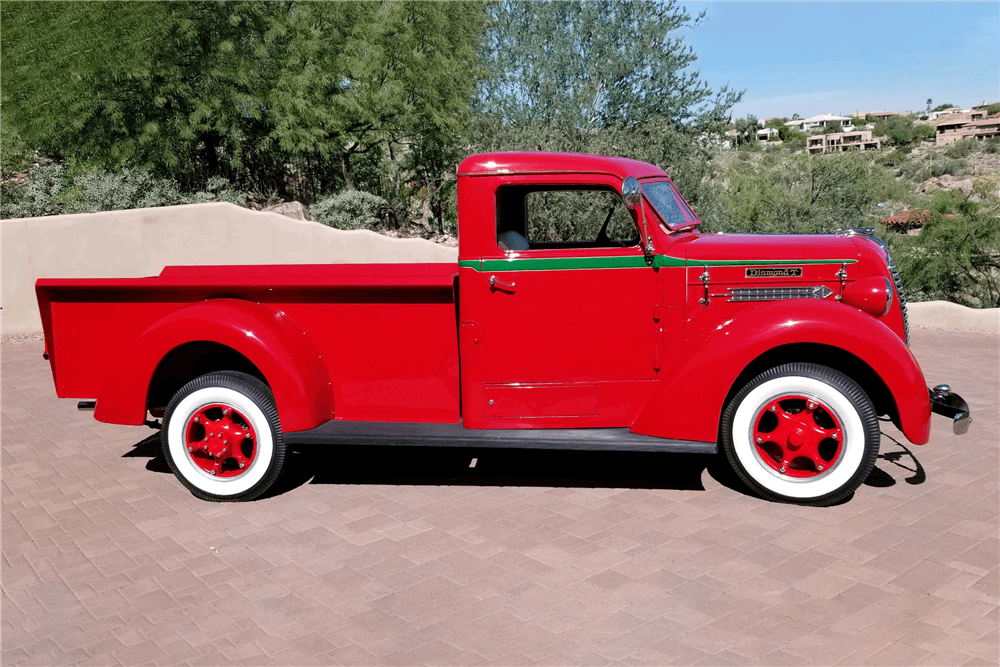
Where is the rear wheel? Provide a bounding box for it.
[721,363,879,506]
[161,371,285,501]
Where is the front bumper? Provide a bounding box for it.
[929,385,971,435]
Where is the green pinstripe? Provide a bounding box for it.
[458,256,856,272]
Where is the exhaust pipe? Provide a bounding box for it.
[77,401,96,411]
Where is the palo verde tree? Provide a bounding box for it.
[2,1,485,200]
[1,2,283,190]
[267,1,485,191]
[472,0,742,229]
[477,0,741,130]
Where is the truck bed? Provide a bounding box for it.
[37,263,461,426]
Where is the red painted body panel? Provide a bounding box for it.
[630,299,931,445]
[36,264,461,431]
[37,152,938,450]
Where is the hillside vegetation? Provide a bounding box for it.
[2,1,997,307]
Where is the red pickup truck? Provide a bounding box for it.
[36,152,969,506]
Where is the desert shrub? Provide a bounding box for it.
[0,163,254,218]
[0,163,71,218]
[981,137,1000,154]
[717,150,915,234]
[875,148,906,169]
[927,188,969,215]
[901,158,930,182]
[74,167,187,211]
[310,190,390,230]
[785,137,806,152]
[930,158,965,178]
[889,202,1000,308]
[184,177,248,206]
[945,139,975,159]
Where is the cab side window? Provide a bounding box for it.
[496,185,637,251]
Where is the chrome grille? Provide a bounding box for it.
[888,255,910,345]
[728,286,834,302]
[845,230,910,346]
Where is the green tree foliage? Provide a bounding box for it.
[823,120,843,134]
[1,1,485,199]
[2,2,282,189]
[931,103,957,112]
[269,2,485,190]
[718,151,913,234]
[472,0,742,231]
[986,103,1000,116]
[873,115,930,147]
[477,0,741,130]
[731,115,760,147]
[889,190,1000,308]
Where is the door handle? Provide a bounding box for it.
[489,275,516,290]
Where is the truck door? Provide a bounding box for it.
[478,183,660,428]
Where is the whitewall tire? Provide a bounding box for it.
[161,372,285,502]
[721,363,879,506]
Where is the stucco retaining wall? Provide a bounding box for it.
[907,301,1000,333]
[1,203,457,335]
[4,204,998,335]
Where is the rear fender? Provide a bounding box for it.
[95,299,332,432]
[631,300,931,445]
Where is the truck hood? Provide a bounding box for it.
[671,233,861,264]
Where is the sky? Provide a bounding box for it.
[680,1,998,120]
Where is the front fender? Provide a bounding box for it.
[631,300,931,445]
[94,299,332,432]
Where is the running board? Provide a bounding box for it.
[284,421,717,454]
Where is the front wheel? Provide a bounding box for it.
[161,371,285,502]
[720,363,879,506]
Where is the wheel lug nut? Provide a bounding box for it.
[194,417,200,423]
[807,401,816,409]
[188,446,194,452]
[756,437,763,444]
[239,462,245,469]
[769,406,776,412]
[779,466,786,473]
[817,464,824,471]
[209,469,216,475]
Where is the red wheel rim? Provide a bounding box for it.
[184,404,257,478]
[752,395,843,478]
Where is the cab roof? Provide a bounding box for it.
[457,151,667,180]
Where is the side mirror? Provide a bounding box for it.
[622,176,641,210]
[622,176,654,263]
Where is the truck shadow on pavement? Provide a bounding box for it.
[124,434,923,501]
[123,434,751,497]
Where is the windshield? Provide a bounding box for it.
[640,181,700,229]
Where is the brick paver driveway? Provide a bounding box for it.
[2,328,997,666]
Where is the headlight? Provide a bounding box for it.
[841,276,892,317]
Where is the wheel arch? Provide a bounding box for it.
[630,300,931,445]
[94,299,332,432]
[721,343,897,431]
[146,341,269,417]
